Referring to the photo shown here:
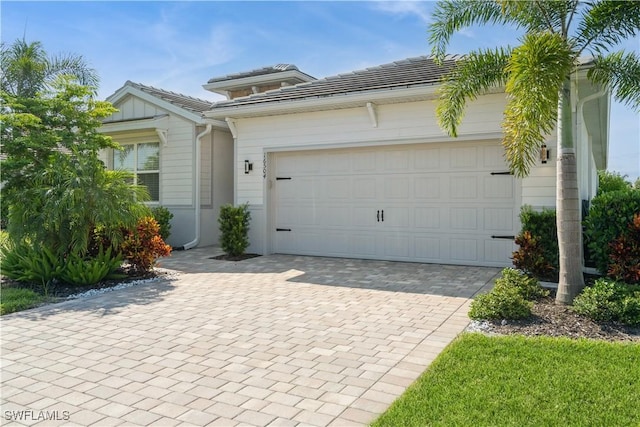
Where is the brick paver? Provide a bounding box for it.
[1,248,499,426]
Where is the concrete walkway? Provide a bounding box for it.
[1,248,499,426]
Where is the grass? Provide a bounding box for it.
[372,333,640,427]
[1,287,45,315]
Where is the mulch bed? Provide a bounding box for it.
[476,294,640,342]
[210,253,261,261]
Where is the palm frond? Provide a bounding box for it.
[499,0,568,34]
[588,51,640,111]
[437,48,511,137]
[574,0,640,55]
[503,32,575,177]
[429,0,505,61]
[46,53,99,92]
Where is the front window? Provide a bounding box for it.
[113,142,160,202]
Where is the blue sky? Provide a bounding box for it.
[2,1,638,180]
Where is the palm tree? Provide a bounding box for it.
[428,0,640,304]
[0,38,98,98]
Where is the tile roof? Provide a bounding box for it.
[124,81,213,114]
[207,64,303,84]
[211,56,460,109]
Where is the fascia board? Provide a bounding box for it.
[204,85,444,119]
[203,70,315,92]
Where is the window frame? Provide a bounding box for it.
[112,141,160,204]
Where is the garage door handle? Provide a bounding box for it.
[381,210,384,222]
[491,235,515,239]
[377,210,380,222]
[276,228,291,232]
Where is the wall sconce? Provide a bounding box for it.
[244,160,253,174]
[540,144,550,164]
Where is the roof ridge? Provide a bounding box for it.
[127,81,213,105]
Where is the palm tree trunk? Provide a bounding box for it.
[555,80,585,304]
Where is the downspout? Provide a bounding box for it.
[181,123,212,250]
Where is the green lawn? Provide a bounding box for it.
[1,287,44,315]
[373,333,640,427]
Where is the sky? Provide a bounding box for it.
[2,1,639,180]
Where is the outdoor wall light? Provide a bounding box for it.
[244,160,253,174]
[540,144,550,164]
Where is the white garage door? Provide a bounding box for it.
[271,141,519,267]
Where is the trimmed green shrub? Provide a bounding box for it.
[469,268,546,320]
[584,189,640,274]
[497,268,549,300]
[60,247,124,286]
[572,278,640,326]
[218,203,251,257]
[151,206,174,240]
[597,170,632,195]
[469,285,533,320]
[512,206,558,281]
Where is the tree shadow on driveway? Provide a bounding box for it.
[4,276,178,321]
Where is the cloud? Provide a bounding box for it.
[372,1,431,25]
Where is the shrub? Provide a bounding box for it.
[496,268,549,300]
[60,246,124,286]
[584,189,640,274]
[597,170,632,195]
[0,244,63,295]
[512,206,558,281]
[469,285,533,320]
[607,213,640,284]
[469,268,545,320]
[151,206,174,241]
[120,217,171,273]
[218,203,251,257]
[572,278,640,326]
[1,288,44,315]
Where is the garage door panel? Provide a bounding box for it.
[450,207,478,230]
[484,208,514,231]
[384,150,411,171]
[414,177,441,199]
[450,176,478,199]
[383,235,411,258]
[415,207,441,229]
[414,237,442,261]
[273,141,518,266]
[353,178,377,200]
[450,147,478,169]
[450,239,479,262]
[414,147,441,170]
[483,175,514,199]
[485,240,515,263]
[353,207,378,227]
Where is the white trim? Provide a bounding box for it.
[225,118,238,139]
[262,131,504,154]
[366,102,378,128]
[206,85,444,119]
[100,115,169,134]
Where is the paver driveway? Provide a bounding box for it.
[1,249,499,426]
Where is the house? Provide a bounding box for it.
[100,81,233,248]
[102,56,608,267]
[204,56,608,267]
